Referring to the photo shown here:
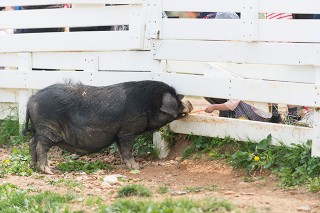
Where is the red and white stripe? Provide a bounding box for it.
[265,13,293,19]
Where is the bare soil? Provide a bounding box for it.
[0,97,319,212]
[0,139,319,213]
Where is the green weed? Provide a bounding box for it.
[0,183,74,212]
[85,196,104,206]
[157,186,169,194]
[133,133,158,159]
[307,177,320,193]
[184,185,217,193]
[117,184,152,198]
[57,160,112,174]
[47,178,81,188]
[0,115,29,146]
[160,125,176,148]
[100,197,234,213]
[0,144,33,177]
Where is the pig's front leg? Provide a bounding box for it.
[116,134,140,170]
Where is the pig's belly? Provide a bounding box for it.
[69,128,118,152]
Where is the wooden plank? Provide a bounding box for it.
[153,73,316,107]
[170,115,312,147]
[259,0,320,13]
[0,0,145,7]
[0,31,141,52]
[154,40,320,66]
[0,6,133,29]
[206,62,316,84]
[259,20,320,43]
[161,19,244,40]
[0,89,17,102]
[32,51,153,71]
[162,0,244,12]
[0,71,316,106]
[0,53,18,67]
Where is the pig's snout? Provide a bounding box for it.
[182,100,193,114]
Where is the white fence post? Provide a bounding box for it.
[17,53,32,126]
[312,67,320,156]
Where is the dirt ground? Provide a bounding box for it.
[0,97,319,212]
[0,139,319,213]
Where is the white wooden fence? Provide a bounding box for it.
[0,0,320,156]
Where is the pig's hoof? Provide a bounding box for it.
[125,160,140,170]
[39,165,54,175]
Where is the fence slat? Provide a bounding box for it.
[154,40,320,66]
[0,6,132,29]
[0,31,141,52]
[0,0,145,7]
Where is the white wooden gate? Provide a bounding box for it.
[0,0,319,156]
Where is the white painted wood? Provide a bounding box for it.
[17,53,33,126]
[154,40,320,66]
[162,19,244,41]
[0,53,18,67]
[0,6,133,29]
[153,132,170,159]
[241,0,259,41]
[0,0,145,7]
[259,20,320,43]
[259,0,320,13]
[0,71,317,107]
[145,0,162,39]
[0,31,141,52]
[0,89,17,102]
[312,67,320,156]
[170,115,312,146]
[161,19,320,43]
[162,0,244,12]
[31,51,153,71]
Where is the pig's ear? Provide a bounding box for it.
[160,93,178,117]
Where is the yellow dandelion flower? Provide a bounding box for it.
[4,159,10,164]
[254,156,260,161]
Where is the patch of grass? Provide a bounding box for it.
[57,160,112,174]
[157,186,169,194]
[47,178,81,188]
[85,196,104,206]
[182,135,238,160]
[184,185,218,193]
[133,133,158,159]
[0,144,33,177]
[117,184,152,198]
[0,115,29,146]
[0,183,74,212]
[160,125,176,148]
[307,177,320,193]
[100,197,234,213]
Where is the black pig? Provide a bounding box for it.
[23,80,193,174]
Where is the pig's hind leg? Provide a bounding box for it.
[116,134,140,170]
[28,137,37,168]
[34,135,54,174]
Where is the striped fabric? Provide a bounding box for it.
[265,13,293,19]
[233,101,270,122]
